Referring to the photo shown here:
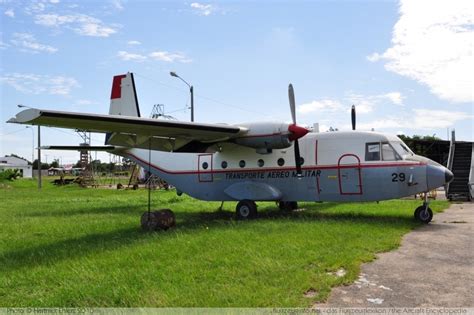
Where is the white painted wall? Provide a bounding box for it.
[0,156,33,178]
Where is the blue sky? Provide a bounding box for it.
[1,0,473,164]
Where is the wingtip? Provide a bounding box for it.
[10,108,40,124]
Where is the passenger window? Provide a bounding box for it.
[277,158,285,166]
[382,143,400,161]
[365,142,380,161]
[239,160,246,168]
[299,157,304,166]
[221,161,228,169]
[202,162,209,169]
[257,159,264,167]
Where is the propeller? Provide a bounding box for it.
[288,84,308,177]
[351,104,356,130]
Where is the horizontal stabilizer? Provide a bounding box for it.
[40,145,116,151]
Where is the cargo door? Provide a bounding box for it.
[338,154,362,195]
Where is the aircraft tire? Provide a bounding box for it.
[414,206,433,223]
[236,200,257,219]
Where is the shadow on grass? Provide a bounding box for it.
[0,226,147,273]
[23,205,149,217]
[0,202,422,273]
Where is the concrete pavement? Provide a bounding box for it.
[315,202,474,308]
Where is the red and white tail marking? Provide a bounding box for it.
[109,72,141,117]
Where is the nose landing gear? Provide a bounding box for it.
[414,193,433,223]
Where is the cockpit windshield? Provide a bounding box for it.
[391,141,414,157]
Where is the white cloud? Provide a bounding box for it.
[50,0,60,3]
[117,51,147,62]
[11,32,58,53]
[353,103,373,114]
[149,51,192,63]
[297,99,343,114]
[190,2,215,16]
[0,73,79,95]
[355,109,471,131]
[110,0,124,10]
[25,2,46,14]
[412,109,472,129]
[4,8,14,17]
[346,91,404,113]
[127,40,141,45]
[368,0,473,103]
[382,92,404,105]
[366,52,381,62]
[356,119,406,130]
[298,91,404,116]
[35,13,119,37]
[0,40,10,50]
[346,94,375,114]
[116,50,192,63]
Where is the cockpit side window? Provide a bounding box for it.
[400,142,413,155]
[382,142,401,161]
[365,142,380,161]
[392,141,413,157]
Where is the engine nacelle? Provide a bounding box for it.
[232,122,293,149]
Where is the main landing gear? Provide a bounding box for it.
[236,200,257,219]
[278,201,298,212]
[414,193,433,224]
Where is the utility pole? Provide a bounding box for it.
[170,71,194,122]
[37,126,42,189]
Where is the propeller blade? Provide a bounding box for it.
[294,139,302,177]
[288,84,296,124]
[351,105,356,130]
[288,84,303,177]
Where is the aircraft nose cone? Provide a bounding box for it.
[445,169,454,184]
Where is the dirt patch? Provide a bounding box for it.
[304,289,318,298]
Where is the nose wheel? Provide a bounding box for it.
[414,193,433,223]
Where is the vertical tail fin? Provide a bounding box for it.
[109,72,141,117]
[106,72,141,144]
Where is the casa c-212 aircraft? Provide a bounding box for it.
[8,73,454,229]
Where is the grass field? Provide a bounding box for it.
[0,178,449,307]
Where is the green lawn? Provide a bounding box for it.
[0,179,449,307]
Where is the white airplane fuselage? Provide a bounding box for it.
[119,130,451,203]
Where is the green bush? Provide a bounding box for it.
[0,169,22,181]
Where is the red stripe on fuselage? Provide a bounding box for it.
[126,152,425,176]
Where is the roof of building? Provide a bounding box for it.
[0,156,30,166]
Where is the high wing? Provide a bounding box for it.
[7,73,309,154]
[8,108,248,152]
